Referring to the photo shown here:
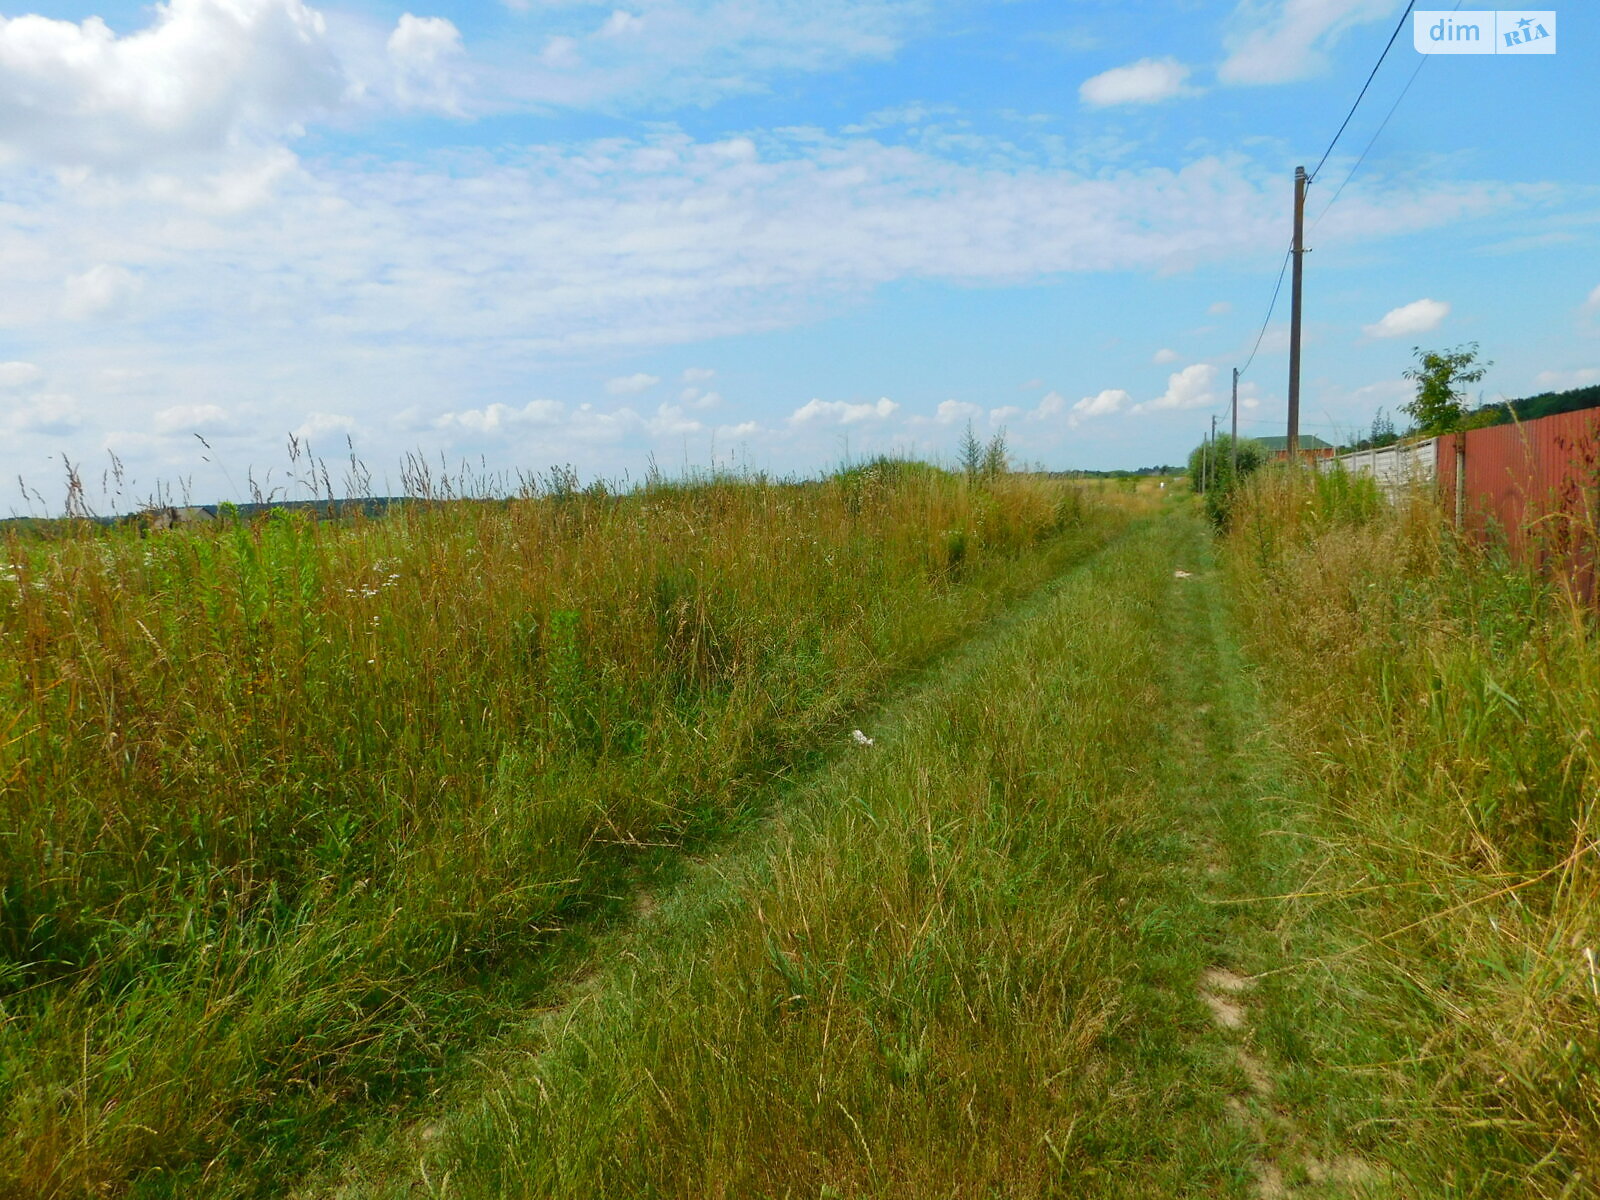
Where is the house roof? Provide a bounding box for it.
[1254,435,1334,451]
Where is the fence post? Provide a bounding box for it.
[1454,433,1466,530]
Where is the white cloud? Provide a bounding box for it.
[1080,57,1193,106]
[61,264,140,320]
[680,388,723,409]
[648,402,701,435]
[434,399,564,434]
[1034,391,1068,418]
[1220,0,1395,85]
[0,125,1549,494]
[935,399,983,424]
[0,362,42,388]
[8,393,82,435]
[539,35,581,70]
[1069,388,1131,425]
[789,397,898,425]
[598,11,646,37]
[1364,298,1450,339]
[1586,285,1600,311]
[1209,301,1233,315]
[294,411,356,441]
[1153,348,1180,364]
[1533,368,1600,392]
[606,372,661,396]
[682,366,716,383]
[153,403,235,434]
[388,14,466,114]
[0,0,347,171]
[989,405,1023,423]
[1135,363,1219,413]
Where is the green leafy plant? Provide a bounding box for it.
[1403,343,1492,435]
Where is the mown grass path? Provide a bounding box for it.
[305,507,1399,1200]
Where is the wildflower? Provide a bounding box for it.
[1174,570,1193,579]
[852,729,874,747]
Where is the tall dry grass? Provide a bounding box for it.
[1224,467,1598,1196]
[0,461,1101,1198]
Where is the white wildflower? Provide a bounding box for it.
[852,729,874,747]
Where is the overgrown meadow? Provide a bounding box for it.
[0,461,1097,1197]
[1224,469,1599,1194]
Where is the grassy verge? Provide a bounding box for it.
[1222,468,1598,1197]
[0,465,1107,1198]
[322,510,1284,1199]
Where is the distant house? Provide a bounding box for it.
[1254,434,1336,462]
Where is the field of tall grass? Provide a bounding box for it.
[1224,468,1598,1196]
[316,507,1254,1199]
[0,462,1103,1198]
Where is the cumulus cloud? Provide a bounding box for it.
[153,403,235,434]
[0,0,347,171]
[606,372,661,396]
[1533,368,1600,391]
[1135,363,1219,413]
[789,397,898,424]
[648,402,701,435]
[8,393,82,435]
[1586,284,1600,310]
[1034,391,1068,418]
[1209,301,1233,315]
[1153,348,1180,364]
[1069,388,1131,425]
[935,399,984,424]
[61,264,140,320]
[682,366,716,383]
[388,14,466,113]
[598,10,646,37]
[1220,0,1395,85]
[1364,298,1450,339]
[433,399,563,434]
[0,362,42,388]
[295,411,356,441]
[680,388,723,409]
[1080,57,1193,106]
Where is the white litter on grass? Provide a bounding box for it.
[852,729,875,747]
[1174,570,1193,579]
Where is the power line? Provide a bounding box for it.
[1312,0,1460,228]
[1309,0,1418,182]
[1239,241,1294,379]
[1311,55,1427,228]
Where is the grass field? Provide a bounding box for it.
[4,463,1594,1198]
[0,463,1104,1197]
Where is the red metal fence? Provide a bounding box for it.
[1434,408,1600,581]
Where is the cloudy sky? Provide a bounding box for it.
[1,0,1596,507]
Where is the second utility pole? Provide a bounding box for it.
[1287,165,1307,461]
[1230,366,1239,478]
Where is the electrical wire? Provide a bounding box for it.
[1309,0,1418,181]
[1238,241,1294,379]
[1311,54,1427,229]
[1311,0,1460,228]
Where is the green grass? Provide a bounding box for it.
[1222,468,1598,1197]
[11,459,1594,1199]
[310,508,1291,1199]
[0,464,1105,1198]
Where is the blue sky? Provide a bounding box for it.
[0,0,1595,506]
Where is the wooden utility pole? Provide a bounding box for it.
[1287,165,1307,461]
[1200,426,1209,493]
[1209,413,1218,489]
[1230,367,1239,478]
